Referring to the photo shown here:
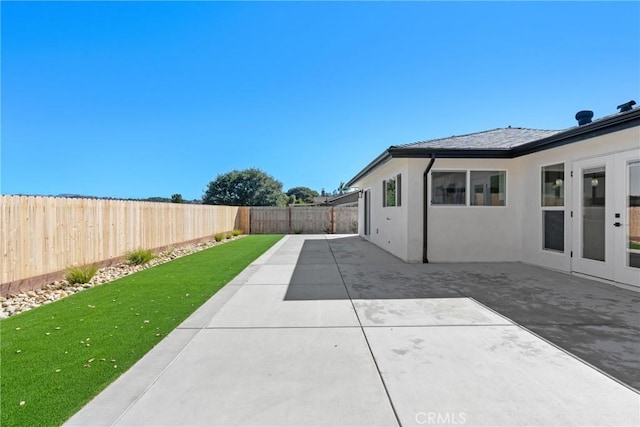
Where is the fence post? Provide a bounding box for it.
[0,196,243,295]
[330,206,335,234]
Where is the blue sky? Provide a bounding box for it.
[2,1,639,200]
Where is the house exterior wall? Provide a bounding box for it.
[355,157,522,263]
[418,158,522,263]
[356,159,410,261]
[352,125,639,276]
[518,126,640,273]
[405,163,426,262]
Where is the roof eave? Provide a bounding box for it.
[346,108,640,186]
[388,147,513,159]
[513,108,640,157]
[346,150,392,187]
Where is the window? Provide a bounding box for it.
[383,174,401,207]
[431,171,466,205]
[543,211,564,251]
[470,171,506,206]
[541,163,564,252]
[541,163,564,206]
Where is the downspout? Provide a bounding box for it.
[423,155,436,263]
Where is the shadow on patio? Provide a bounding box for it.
[284,236,640,391]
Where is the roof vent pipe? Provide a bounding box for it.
[575,110,594,126]
[617,100,636,113]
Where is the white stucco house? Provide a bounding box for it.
[347,101,640,290]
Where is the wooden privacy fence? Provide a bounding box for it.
[249,206,358,234]
[631,206,640,241]
[1,196,250,293]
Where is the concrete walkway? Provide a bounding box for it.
[66,235,640,426]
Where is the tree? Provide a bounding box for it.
[171,193,184,203]
[202,168,287,206]
[336,182,349,195]
[286,187,319,204]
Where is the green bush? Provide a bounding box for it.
[232,229,243,236]
[293,229,303,234]
[125,248,156,265]
[65,264,99,285]
[214,233,225,242]
[225,233,233,239]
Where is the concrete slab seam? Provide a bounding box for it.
[465,295,640,395]
[326,235,402,427]
[110,238,287,423]
[111,323,208,425]
[251,235,291,264]
[200,326,363,330]
[360,323,516,328]
[176,285,244,329]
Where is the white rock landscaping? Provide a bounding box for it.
[0,235,245,319]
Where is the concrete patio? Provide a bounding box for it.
[66,235,640,426]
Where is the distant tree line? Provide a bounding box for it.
[47,194,202,204]
[38,168,348,207]
[202,168,349,207]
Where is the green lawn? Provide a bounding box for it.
[1,235,282,427]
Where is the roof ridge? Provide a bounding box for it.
[394,127,561,148]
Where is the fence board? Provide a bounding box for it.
[630,206,640,241]
[251,206,358,234]
[0,196,242,287]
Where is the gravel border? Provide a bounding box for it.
[0,235,246,319]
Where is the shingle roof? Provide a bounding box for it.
[393,127,561,150]
[346,106,640,187]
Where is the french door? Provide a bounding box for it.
[572,150,640,288]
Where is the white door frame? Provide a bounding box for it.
[572,155,615,281]
[571,149,640,288]
[614,150,640,288]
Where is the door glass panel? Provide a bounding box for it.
[628,161,640,268]
[583,167,606,261]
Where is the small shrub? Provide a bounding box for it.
[225,233,233,239]
[65,264,99,285]
[232,229,243,236]
[293,229,303,234]
[214,233,224,242]
[126,248,156,265]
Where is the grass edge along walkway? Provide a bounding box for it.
[0,234,283,427]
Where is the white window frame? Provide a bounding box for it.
[430,169,508,207]
[383,174,402,208]
[469,169,508,208]
[430,170,468,206]
[540,162,565,253]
